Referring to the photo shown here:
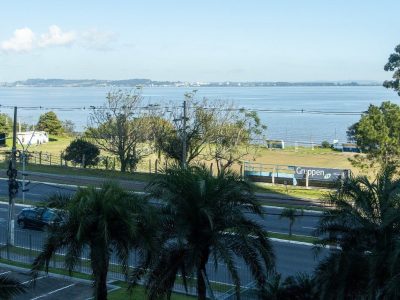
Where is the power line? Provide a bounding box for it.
[0,104,365,115]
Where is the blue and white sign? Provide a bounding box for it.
[290,166,348,181]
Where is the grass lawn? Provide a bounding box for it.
[252,182,331,200]
[249,146,356,170]
[268,232,317,244]
[4,134,358,171]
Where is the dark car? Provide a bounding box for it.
[17,207,64,230]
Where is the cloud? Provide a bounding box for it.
[0,27,36,52]
[80,28,116,50]
[1,26,115,53]
[38,25,76,47]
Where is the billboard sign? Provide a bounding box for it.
[290,166,349,181]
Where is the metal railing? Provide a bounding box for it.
[0,228,256,299]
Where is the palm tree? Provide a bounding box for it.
[32,182,155,300]
[0,274,25,300]
[279,208,303,236]
[280,273,317,300]
[262,272,317,300]
[314,166,400,299]
[134,165,275,300]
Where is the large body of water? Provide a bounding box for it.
[0,86,398,145]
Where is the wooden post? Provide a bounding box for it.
[209,163,213,175]
[155,159,158,174]
[82,154,86,168]
[149,159,152,173]
[105,157,109,170]
[239,163,243,179]
[113,157,116,170]
[49,154,52,166]
[39,152,42,165]
[60,152,63,167]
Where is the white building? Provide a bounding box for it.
[17,131,49,146]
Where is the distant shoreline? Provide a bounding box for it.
[0,79,382,88]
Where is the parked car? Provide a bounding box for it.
[17,207,64,230]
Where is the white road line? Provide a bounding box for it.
[22,275,47,285]
[302,226,317,230]
[30,283,76,300]
[0,271,11,276]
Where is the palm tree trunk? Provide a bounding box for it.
[94,268,108,300]
[197,250,210,300]
[91,247,109,300]
[197,267,207,300]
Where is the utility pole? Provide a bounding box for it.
[182,100,187,168]
[22,152,26,203]
[7,107,18,247]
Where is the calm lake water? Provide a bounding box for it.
[0,86,398,145]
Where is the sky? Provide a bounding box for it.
[0,0,399,82]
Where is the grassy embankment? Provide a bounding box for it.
[1,135,359,203]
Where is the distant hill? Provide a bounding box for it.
[0,78,382,88]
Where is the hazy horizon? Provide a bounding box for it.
[1,1,399,82]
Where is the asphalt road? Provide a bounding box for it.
[0,179,322,237]
[0,179,328,288]
[0,202,327,282]
[0,265,102,300]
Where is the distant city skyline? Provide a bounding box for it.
[0,0,399,82]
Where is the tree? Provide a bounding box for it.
[314,166,400,299]
[32,183,155,300]
[150,93,267,172]
[383,44,400,96]
[280,273,317,300]
[62,120,75,136]
[262,272,317,300]
[150,92,215,166]
[321,140,331,148]
[0,275,25,299]
[279,208,303,236]
[347,101,400,168]
[135,165,275,300]
[0,113,12,133]
[36,111,63,135]
[87,89,150,172]
[208,107,267,174]
[63,138,100,168]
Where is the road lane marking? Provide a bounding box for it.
[0,271,11,275]
[302,226,317,230]
[22,275,47,285]
[30,283,76,300]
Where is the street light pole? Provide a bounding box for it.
[182,100,187,168]
[7,106,18,247]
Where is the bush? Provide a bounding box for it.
[321,140,331,148]
[63,138,100,168]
